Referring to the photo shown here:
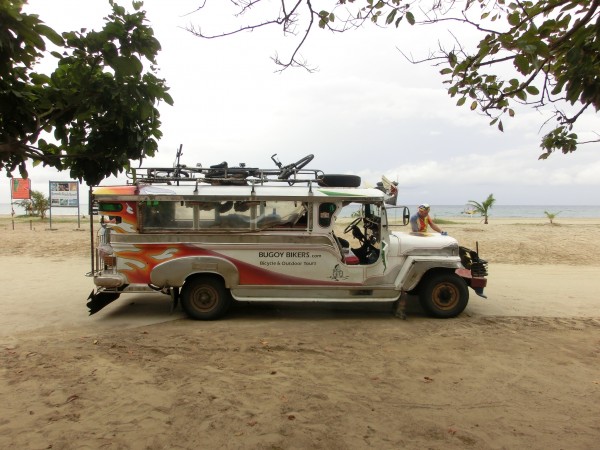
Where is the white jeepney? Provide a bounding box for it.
[86,155,488,319]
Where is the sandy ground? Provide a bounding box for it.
[1,216,600,449]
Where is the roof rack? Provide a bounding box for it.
[126,152,328,186]
[127,165,327,186]
[125,150,363,189]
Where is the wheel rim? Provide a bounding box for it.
[431,282,460,310]
[190,285,219,313]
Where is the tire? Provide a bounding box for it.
[419,273,469,318]
[181,276,231,320]
[317,174,361,188]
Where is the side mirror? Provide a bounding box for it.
[402,206,410,226]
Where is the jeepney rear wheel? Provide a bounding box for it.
[181,276,231,320]
[419,273,469,318]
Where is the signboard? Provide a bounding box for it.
[11,178,31,200]
[90,200,99,216]
[49,181,79,207]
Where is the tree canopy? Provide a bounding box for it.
[15,189,48,218]
[0,0,173,186]
[188,0,599,158]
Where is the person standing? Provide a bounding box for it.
[410,204,446,234]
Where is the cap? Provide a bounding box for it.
[418,203,430,211]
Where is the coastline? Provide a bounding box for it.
[441,216,600,225]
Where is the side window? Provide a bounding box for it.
[318,203,337,228]
[256,201,307,229]
[140,201,176,229]
[139,200,309,232]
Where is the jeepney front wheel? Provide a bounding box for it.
[181,276,232,320]
[419,273,469,318]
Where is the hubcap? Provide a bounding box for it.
[191,286,218,312]
[431,283,459,310]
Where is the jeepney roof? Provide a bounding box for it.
[92,183,386,203]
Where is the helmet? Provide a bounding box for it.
[418,203,430,211]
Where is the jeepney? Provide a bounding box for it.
[86,154,488,319]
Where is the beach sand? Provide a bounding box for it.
[1,216,599,449]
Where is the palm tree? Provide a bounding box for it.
[468,194,496,224]
[544,210,561,224]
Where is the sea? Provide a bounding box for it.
[383,204,600,219]
[2,202,600,219]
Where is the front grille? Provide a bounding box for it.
[471,260,488,278]
[459,246,488,277]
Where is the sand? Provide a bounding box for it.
[1,216,599,449]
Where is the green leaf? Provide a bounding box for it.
[457,97,466,106]
[470,101,478,110]
[406,11,415,25]
[36,24,64,46]
[514,54,529,73]
[386,9,397,25]
[162,92,174,106]
[448,52,458,68]
[139,102,153,120]
[526,85,540,95]
[110,55,143,77]
[508,11,520,26]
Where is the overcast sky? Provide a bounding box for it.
[5,0,599,206]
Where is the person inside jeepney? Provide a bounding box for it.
[410,204,446,234]
[143,201,175,228]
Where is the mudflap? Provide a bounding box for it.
[170,287,180,313]
[392,291,408,320]
[86,290,121,315]
[473,287,487,298]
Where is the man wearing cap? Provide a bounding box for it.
[410,204,445,234]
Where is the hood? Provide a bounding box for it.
[389,231,460,257]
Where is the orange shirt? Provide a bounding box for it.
[415,215,430,232]
[410,212,431,232]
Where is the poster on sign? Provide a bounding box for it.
[11,178,31,200]
[49,181,79,207]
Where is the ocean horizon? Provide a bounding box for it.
[2,202,600,219]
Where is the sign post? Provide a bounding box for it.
[49,181,80,229]
[10,178,31,230]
